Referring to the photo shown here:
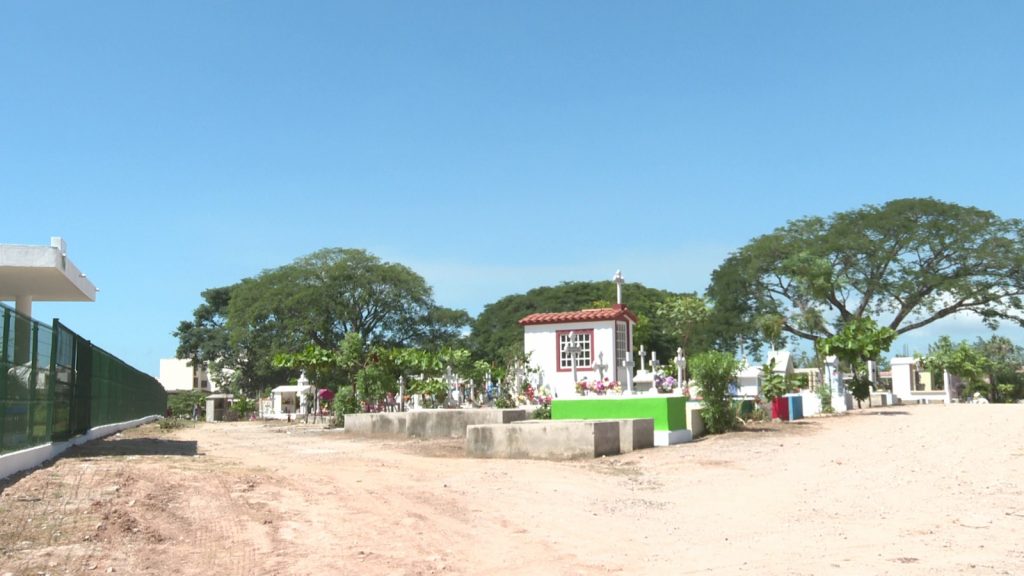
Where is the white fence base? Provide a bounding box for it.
[0,415,160,481]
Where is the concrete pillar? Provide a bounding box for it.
[823,355,848,413]
[13,295,32,365]
[14,295,32,319]
[944,370,952,404]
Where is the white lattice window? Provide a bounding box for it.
[558,330,593,371]
[615,322,628,366]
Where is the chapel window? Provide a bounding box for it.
[615,322,628,367]
[558,330,593,370]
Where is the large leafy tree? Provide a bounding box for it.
[227,248,468,350]
[174,248,470,393]
[175,286,232,367]
[655,294,710,381]
[707,198,1024,351]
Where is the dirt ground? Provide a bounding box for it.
[1,404,1023,576]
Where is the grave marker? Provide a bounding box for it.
[593,351,609,380]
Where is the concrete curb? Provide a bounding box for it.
[0,415,160,481]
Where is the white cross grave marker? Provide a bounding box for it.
[593,351,608,380]
[638,345,647,372]
[675,347,686,391]
[650,351,661,394]
[513,361,527,398]
[622,354,635,395]
[563,331,583,386]
[445,365,457,406]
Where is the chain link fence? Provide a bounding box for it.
[0,303,166,454]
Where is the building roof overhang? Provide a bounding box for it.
[0,239,97,302]
[518,304,638,326]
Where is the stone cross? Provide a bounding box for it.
[622,354,635,395]
[674,347,686,387]
[563,331,583,385]
[513,361,528,398]
[593,351,608,380]
[445,365,457,406]
[650,351,661,394]
[639,345,647,372]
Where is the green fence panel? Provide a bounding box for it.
[0,304,166,455]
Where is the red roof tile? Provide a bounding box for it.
[518,305,638,326]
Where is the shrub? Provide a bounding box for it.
[168,390,207,418]
[816,381,835,414]
[531,404,551,420]
[231,396,256,419]
[690,351,740,434]
[158,417,189,431]
[332,388,360,427]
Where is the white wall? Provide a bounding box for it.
[890,357,916,401]
[890,356,949,403]
[524,320,618,399]
[158,358,215,392]
[159,358,195,392]
[0,415,160,481]
[733,366,761,397]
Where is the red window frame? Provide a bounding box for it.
[555,329,595,373]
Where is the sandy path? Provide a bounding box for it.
[2,404,1022,575]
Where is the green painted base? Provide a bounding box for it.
[551,396,687,432]
[734,399,755,418]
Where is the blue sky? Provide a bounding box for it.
[2,1,1023,375]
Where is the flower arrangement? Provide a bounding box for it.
[525,384,553,406]
[576,378,622,395]
[655,374,677,393]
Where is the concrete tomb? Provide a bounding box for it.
[465,418,654,460]
[343,408,529,439]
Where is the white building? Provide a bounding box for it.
[519,305,638,399]
[732,350,796,397]
[270,371,313,417]
[0,237,96,319]
[158,358,213,393]
[890,357,958,403]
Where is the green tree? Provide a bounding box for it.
[174,286,232,366]
[167,390,208,419]
[273,332,366,394]
[707,198,1024,351]
[815,317,897,407]
[972,335,1024,402]
[759,358,790,403]
[921,336,990,400]
[655,295,710,380]
[228,248,467,350]
[175,248,469,395]
[690,351,740,434]
[173,286,281,395]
